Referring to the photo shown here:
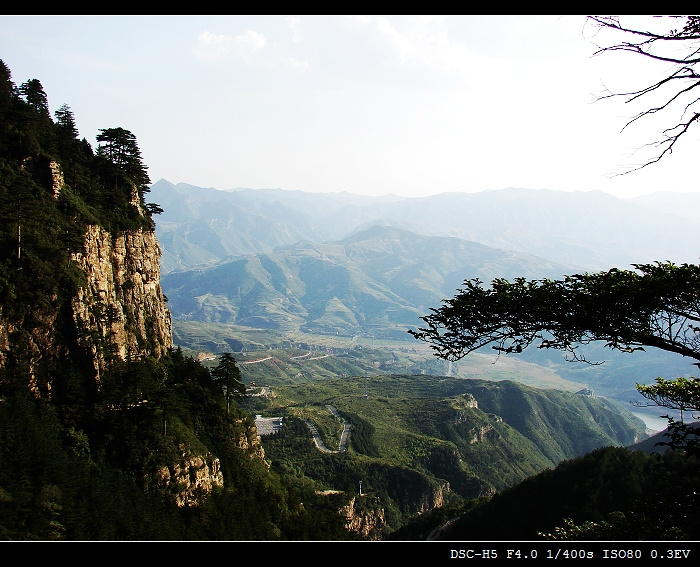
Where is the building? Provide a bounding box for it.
[255,415,284,436]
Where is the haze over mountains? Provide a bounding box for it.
[153,180,700,415]
[151,179,700,277]
[163,223,572,338]
[154,179,700,336]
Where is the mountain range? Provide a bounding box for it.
[153,180,700,416]
[162,223,572,338]
[151,179,700,275]
[2,57,694,542]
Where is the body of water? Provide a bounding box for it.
[631,411,672,433]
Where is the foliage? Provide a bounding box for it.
[0,60,350,540]
[655,419,700,458]
[636,376,700,413]
[539,450,700,541]
[344,412,380,457]
[96,126,151,198]
[0,348,352,540]
[636,377,700,456]
[0,387,186,540]
[210,352,246,415]
[252,373,646,535]
[394,17,700,540]
[0,59,159,236]
[411,261,700,454]
[431,446,700,541]
[2,54,695,541]
[410,261,700,364]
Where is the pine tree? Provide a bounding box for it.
[96,127,150,194]
[210,352,245,415]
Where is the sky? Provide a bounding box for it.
[1,15,698,199]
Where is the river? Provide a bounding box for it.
[630,411,672,434]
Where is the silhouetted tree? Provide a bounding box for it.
[0,59,17,112]
[96,127,150,194]
[636,376,700,456]
[410,261,700,453]
[19,79,49,116]
[54,104,79,156]
[410,261,700,364]
[210,352,245,415]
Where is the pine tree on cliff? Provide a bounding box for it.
[210,352,245,415]
[96,127,150,195]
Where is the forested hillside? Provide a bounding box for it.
[0,59,349,540]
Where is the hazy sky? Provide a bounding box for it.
[1,15,698,198]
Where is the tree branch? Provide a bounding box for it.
[587,15,700,173]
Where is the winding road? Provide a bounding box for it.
[304,405,350,453]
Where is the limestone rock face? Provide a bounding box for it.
[156,444,224,508]
[235,418,268,465]
[470,424,495,445]
[71,225,173,380]
[414,480,449,515]
[341,481,450,539]
[341,496,387,539]
[0,159,268,509]
[0,161,172,391]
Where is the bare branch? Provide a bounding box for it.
[589,15,700,42]
[592,42,700,65]
[587,15,700,172]
[615,112,700,175]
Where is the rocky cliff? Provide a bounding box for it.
[155,444,224,508]
[0,159,270,507]
[341,496,387,539]
[341,480,451,539]
[71,224,173,381]
[0,159,172,392]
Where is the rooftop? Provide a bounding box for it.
[255,415,283,436]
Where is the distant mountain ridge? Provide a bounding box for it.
[162,224,573,337]
[151,180,700,274]
[156,181,700,411]
[628,191,700,223]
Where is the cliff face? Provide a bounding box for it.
[0,225,173,393]
[155,445,224,508]
[235,417,268,464]
[0,161,170,392]
[71,224,173,381]
[155,419,268,508]
[341,480,451,539]
[413,480,449,515]
[341,496,387,539]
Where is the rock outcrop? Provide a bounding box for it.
[414,480,449,515]
[0,158,273,509]
[156,444,224,508]
[0,159,172,391]
[341,480,451,539]
[71,224,172,381]
[234,417,268,465]
[341,496,387,539]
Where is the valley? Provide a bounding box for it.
[168,318,657,538]
[155,180,699,538]
[158,181,700,422]
[237,369,647,539]
[2,48,699,542]
[174,320,590,393]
